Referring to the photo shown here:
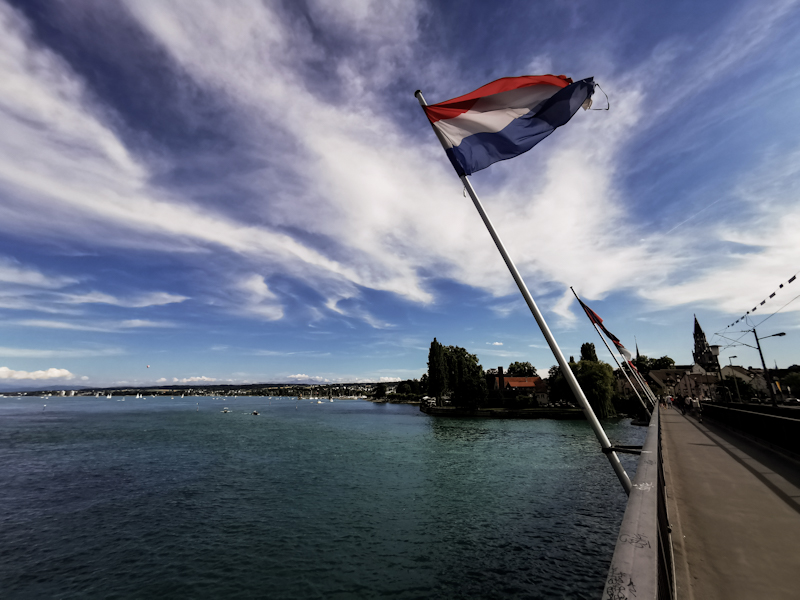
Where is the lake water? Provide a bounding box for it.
[0,396,645,599]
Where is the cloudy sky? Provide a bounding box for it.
[1,0,799,390]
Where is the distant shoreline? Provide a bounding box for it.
[420,404,586,419]
[369,398,420,405]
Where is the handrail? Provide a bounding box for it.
[602,407,676,599]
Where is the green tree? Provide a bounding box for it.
[546,351,616,418]
[425,338,487,406]
[580,343,598,362]
[575,360,616,418]
[651,356,676,370]
[780,372,800,397]
[547,362,573,404]
[419,373,429,394]
[427,338,447,399]
[443,345,487,407]
[506,361,537,377]
[375,383,386,398]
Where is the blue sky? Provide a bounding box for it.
[1,0,799,390]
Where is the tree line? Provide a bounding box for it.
[423,338,675,419]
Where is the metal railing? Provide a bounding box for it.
[701,404,800,458]
[602,407,676,599]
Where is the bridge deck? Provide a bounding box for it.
[661,409,800,599]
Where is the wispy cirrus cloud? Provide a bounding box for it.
[0,0,798,394]
[15,319,176,331]
[0,257,77,288]
[0,346,124,358]
[57,291,188,308]
[253,349,331,357]
[6,0,794,328]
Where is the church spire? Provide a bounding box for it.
[692,315,718,372]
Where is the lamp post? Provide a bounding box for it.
[752,328,786,407]
[728,355,741,403]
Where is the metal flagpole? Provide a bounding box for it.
[624,359,656,408]
[416,90,632,495]
[570,288,651,416]
[627,361,656,404]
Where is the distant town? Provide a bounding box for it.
[2,382,381,399]
[5,322,797,412]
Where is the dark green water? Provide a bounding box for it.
[0,396,644,599]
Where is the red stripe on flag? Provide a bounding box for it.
[423,75,572,124]
[577,298,604,326]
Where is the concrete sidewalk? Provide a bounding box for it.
[661,409,800,599]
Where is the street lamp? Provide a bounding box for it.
[728,355,742,403]
[709,344,723,401]
[752,328,786,407]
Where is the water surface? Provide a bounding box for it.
[0,396,644,599]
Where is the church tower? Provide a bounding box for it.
[692,316,719,372]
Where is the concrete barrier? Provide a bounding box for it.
[603,407,676,600]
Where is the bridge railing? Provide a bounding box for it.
[602,407,675,600]
[701,404,800,458]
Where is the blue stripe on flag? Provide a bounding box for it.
[445,78,594,176]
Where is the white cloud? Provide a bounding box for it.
[0,0,797,335]
[16,319,176,331]
[286,373,330,383]
[236,275,283,321]
[253,349,331,357]
[0,257,76,288]
[0,1,430,319]
[378,376,401,382]
[0,346,124,358]
[173,375,217,383]
[641,147,800,315]
[119,319,176,328]
[0,366,74,380]
[58,291,188,308]
[487,342,503,346]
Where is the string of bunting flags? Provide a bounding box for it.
[722,271,798,329]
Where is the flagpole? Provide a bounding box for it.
[631,335,657,404]
[630,364,657,405]
[625,348,657,405]
[570,288,651,416]
[625,361,656,407]
[416,91,631,495]
[627,361,657,406]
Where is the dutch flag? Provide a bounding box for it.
[421,75,595,176]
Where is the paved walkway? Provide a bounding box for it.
[660,408,800,599]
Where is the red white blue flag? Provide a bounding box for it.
[421,75,595,176]
[577,297,634,363]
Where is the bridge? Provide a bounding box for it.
[604,404,800,599]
